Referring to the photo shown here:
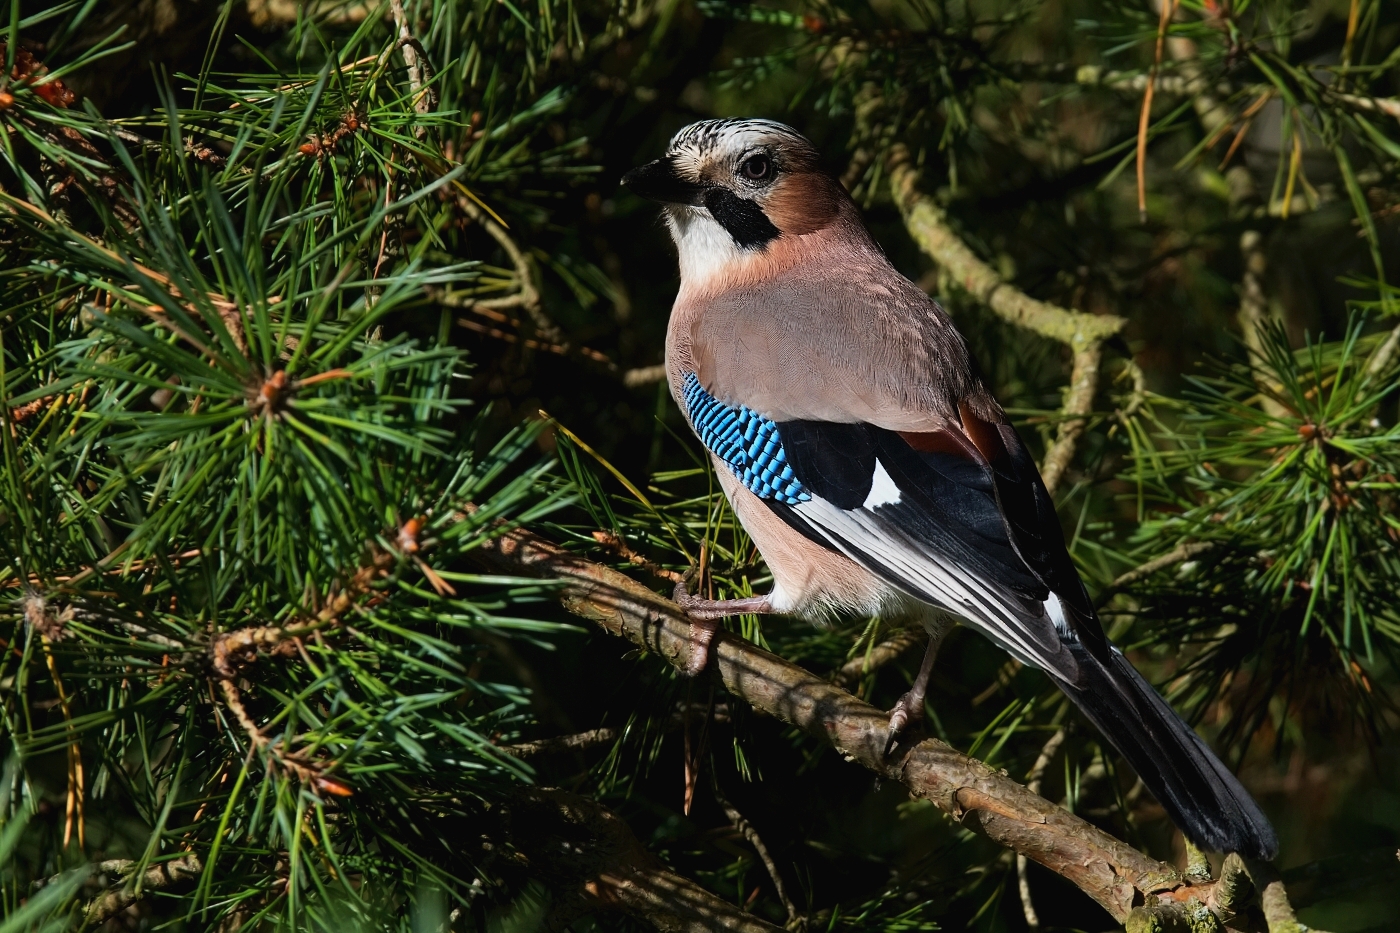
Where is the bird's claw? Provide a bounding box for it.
[670,569,773,675]
[673,571,718,675]
[883,690,924,755]
[680,617,720,676]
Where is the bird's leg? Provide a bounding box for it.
[885,619,952,754]
[671,579,773,676]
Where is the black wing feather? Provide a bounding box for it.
[867,429,1044,596]
[778,421,876,510]
[763,412,1277,859]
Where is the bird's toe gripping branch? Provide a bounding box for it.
[884,627,944,755]
[671,579,774,675]
[884,690,926,755]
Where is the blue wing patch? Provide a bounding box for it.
[681,372,810,505]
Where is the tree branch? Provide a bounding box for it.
[83,854,203,926]
[1017,725,1068,930]
[502,726,621,758]
[79,791,780,933]
[468,522,1209,923]
[713,787,801,927]
[831,628,923,690]
[451,194,550,334]
[389,0,435,126]
[623,363,669,387]
[1094,541,1216,609]
[592,530,686,583]
[1041,339,1104,497]
[1237,231,1292,418]
[1364,319,1400,381]
[885,145,1126,496]
[886,147,1126,347]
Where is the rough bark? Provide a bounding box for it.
[469,523,1206,923]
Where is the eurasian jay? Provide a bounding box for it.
[621,118,1277,860]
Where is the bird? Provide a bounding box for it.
[620,117,1278,861]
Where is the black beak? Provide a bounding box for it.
[620,158,708,206]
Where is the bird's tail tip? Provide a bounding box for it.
[1062,646,1278,861]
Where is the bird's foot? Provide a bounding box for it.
[670,580,773,675]
[678,616,720,676]
[884,690,925,755]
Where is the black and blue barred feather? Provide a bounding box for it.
[681,372,810,505]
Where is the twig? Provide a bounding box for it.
[1184,840,1212,882]
[3,195,248,354]
[886,149,1126,347]
[971,659,1023,707]
[216,678,346,794]
[453,194,548,329]
[209,549,391,677]
[247,1,373,28]
[1247,858,1319,933]
[592,531,685,583]
[82,854,203,925]
[1017,726,1068,930]
[447,193,602,370]
[502,727,621,758]
[1213,853,1253,913]
[1138,0,1181,220]
[831,629,923,690]
[454,312,616,368]
[39,633,84,848]
[508,788,786,932]
[1041,339,1103,497]
[1364,319,1400,380]
[7,395,54,424]
[1328,90,1400,123]
[1236,231,1292,418]
[467,521,1207,922]
[1068,65,1219,96]
[389,0,436,129]
[885,146,1125,496]
[1094,542,1215,608]
[714,787,801,927]
[209,551,394,793]
[622,364,668,388]
[1062,64,1400,127]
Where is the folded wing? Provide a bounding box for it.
[678,371,1277,858]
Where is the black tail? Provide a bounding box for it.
[1061,644,1277,859]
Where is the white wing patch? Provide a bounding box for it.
[1043,591,1075,642]
[862,459,902,509]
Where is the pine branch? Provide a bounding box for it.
[830,628,923,690]
[1016,724,1068,930]
[1093,542,1216,609]
[502,726,621,758]
[82,854,204,926]
[390,0,436,129]
[623,364,669,387]
[467,519,1213,923]
[515,789,786,933]
[885,146,1126,495]
[77,791,783,933]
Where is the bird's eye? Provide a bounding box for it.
[740,154,773,181]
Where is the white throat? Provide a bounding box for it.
[666,207,747,291]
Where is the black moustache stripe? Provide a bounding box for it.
[703,188,780,250]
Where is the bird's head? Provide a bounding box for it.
[622,119,853,288]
